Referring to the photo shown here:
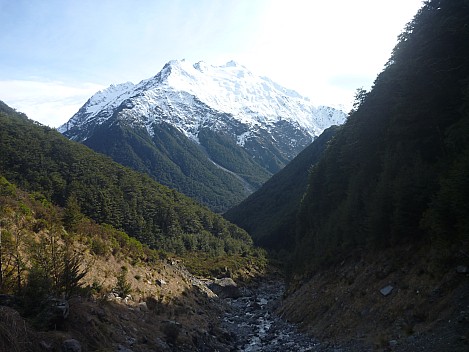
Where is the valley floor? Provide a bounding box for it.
[221,279,369,351]
[1,244,468,352]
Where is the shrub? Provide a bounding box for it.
[113,267,131,297]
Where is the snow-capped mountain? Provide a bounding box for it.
[60,59,345,148]
[59,60,346,211]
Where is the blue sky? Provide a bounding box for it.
[0,0,424,127]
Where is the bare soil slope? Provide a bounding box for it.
[279,243,469,351]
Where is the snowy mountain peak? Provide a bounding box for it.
[59,59,346,145]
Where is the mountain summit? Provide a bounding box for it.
[59,59,345,143]
[59,60,346,211]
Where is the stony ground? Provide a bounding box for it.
[222,280,321,351]
[278,244,469,351]
[1,244,467,351]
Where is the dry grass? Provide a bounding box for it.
[0,306,41,352]
[0,240,230,351]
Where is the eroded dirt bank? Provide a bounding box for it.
[278,244,469,351]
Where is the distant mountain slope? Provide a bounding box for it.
[58,60,346,211]
[224,126,340,250]
[0,102,257,258]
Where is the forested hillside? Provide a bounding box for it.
[291,0,469,273]
[0,174,150,297]
[0,174,261,351]
[82,118,271,213]
[224,126,339,251]
[0,101,261,261]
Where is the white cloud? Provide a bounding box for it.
[227,0,424,110]
[0,80,104,127]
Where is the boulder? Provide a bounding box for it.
[61,339,81,352]
[379,285,394,296]
[208,278,241,298]
[107,292,118,301]
[138,302,148,311]
[191,278,217,298]
[156,279,167,286]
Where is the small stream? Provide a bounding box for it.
[221,280,326,352]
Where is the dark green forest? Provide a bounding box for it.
[83,118,271,213]
[291,0,469,273]
[0,102,261,259]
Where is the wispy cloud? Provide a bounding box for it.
[0,80,104,127]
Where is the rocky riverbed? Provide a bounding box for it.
[220,280,366,352]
